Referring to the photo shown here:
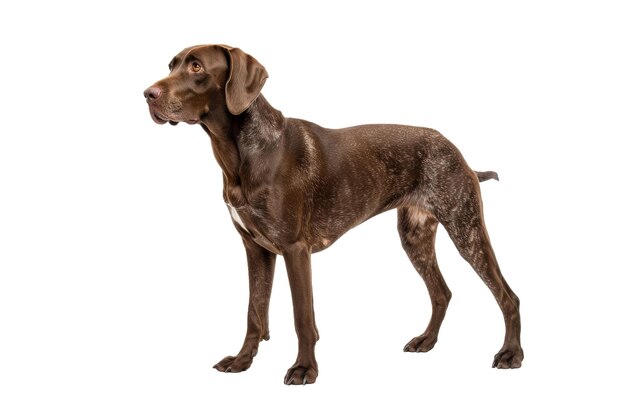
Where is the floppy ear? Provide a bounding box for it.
[224,47,268,115]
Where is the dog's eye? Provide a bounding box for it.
[191,62,202,73]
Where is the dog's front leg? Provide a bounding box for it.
[213,237,276,373]
[283,243,319,385]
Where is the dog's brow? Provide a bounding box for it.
[185,54,199,63]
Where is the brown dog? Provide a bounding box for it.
[144,44,523,385]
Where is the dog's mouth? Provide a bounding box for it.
[150,109,168,125]
[150,108,197,126]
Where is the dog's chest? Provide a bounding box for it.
[226,203,283,253]
[227,204,250,233]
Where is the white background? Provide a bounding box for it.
[1,1,625,415]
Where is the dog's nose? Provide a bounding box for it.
[143,86,162,102]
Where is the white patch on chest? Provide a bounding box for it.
[227,204,250,233]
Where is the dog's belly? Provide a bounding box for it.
[226,201,364,254]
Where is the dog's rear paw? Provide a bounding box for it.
[284,365,318,385]
[492,346,524,369]
[403,334,438,352]
[213,354,253,373]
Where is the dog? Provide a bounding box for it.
[144,44,523,385]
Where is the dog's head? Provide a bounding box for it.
[144,44,268,125]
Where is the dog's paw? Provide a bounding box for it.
[213,354,253,373]
[403,334,438,352]
[492,346,524,369]
[284,365,318,385]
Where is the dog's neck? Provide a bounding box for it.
[200,95,285,208]
[235,95,285,158]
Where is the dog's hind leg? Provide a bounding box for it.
[435,177,523,369]
[398,206,452,353]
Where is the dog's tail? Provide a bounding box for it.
[474,170,499,182]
